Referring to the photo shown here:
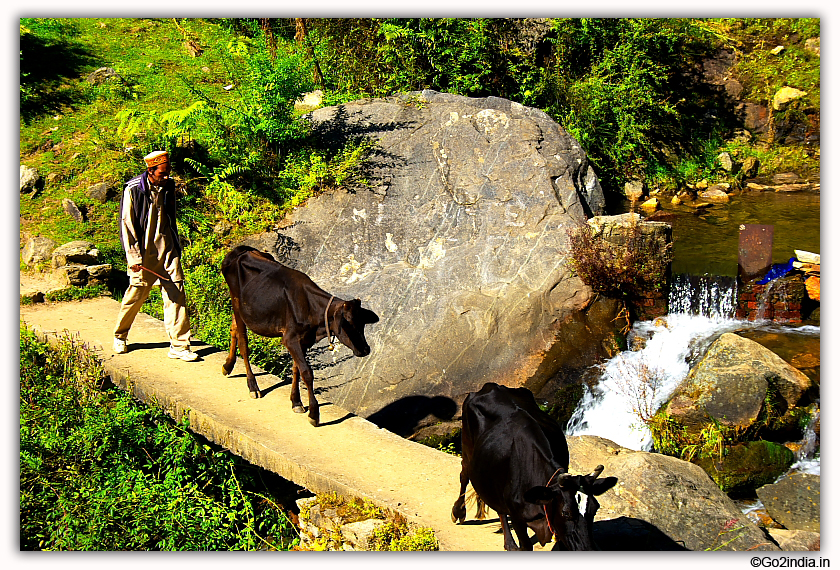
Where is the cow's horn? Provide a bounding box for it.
[588,465,605,478]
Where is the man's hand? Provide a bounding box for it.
[130,264,142,272]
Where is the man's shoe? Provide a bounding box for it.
[168,347,199,362]
[114,338,128,354]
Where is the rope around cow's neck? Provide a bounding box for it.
[543,467,565,536]
[325,295,337,350]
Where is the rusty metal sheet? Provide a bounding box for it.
[738,224,774,282]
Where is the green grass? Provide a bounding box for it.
[20,325,300,550]
[20,19,234,263]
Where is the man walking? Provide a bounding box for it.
[113,150,198,361]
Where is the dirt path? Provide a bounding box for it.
[19,277,514,551]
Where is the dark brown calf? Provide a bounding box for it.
[220,246,379,426]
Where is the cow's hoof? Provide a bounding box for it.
[308,416,320,427]
[292,405,306,414]
[250,390,261,399]
[222,365,233,376]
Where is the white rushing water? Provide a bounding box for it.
[565,312,747,451]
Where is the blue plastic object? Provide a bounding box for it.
[757,257,795,285]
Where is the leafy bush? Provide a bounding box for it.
[20,327,298,550]
[567,217,673,300]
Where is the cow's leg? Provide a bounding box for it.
[222,317,238,376]
[286,342,319,426]
[451,466,469,524]
[499,515,521,551]
[510,518,534,551]
[290,361,305,414]
[233,313,261,398]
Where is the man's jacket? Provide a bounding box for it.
[118,170,182,265]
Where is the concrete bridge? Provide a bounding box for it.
[20,293,510,551]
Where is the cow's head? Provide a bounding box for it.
[334,299,379,357]
[523,465,617,551]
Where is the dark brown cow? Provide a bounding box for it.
[452,382,617,550]
[220,245,379,426]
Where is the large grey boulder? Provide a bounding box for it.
[241,91,611,422]
[664,333,814,434]
[567,436,778,551]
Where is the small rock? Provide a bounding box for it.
[717,152,735,172]
[52,240,100,268]
[773,87,807,111]
[20,290,46,304]
[21,236,56,266]
[62,198,86,223]
[746,182,767,192]
[775,184,811,193]
[86,264,112,285]
[698,186,730,203]
[55,264,89,287]
[639,197,659,211]
[768,529,820,551]
[340,519,388,550]
[770,45,785,55]
[20,165,42,194]
[773,172,802,185]
[804,37,820,57]
[696,441,794,494]
[87,182,115,203]
[86,66,121,84]
[295,89,324,112]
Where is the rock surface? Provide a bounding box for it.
[566,436,778,551]
[20,165,42,194]
[756,473,820,533]
[767,528,820,551]
[21,236,56,266]
[664,333,814,433]
[241,91,613,423]
[52,240,101,268]
[696,440,794,495]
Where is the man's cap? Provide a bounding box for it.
[144,150,169,168]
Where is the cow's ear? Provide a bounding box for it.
[524,485,558,505]
[585,476,618,496]
[361,308,380,324]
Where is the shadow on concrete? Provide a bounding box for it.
[128,341,170,352]
[367,395,458,437]
[319,413,355,427]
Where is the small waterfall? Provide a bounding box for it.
[565,313,743,450]
[668,273,738,319]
